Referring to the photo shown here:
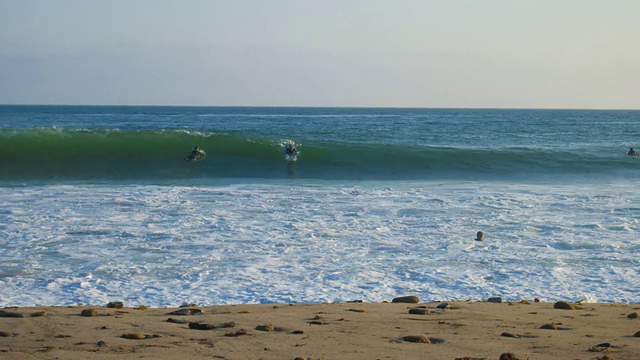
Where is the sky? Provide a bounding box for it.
[0,0,639,109]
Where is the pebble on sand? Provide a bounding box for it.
[30,311,48,317]
[167,318,187,324]
[80,309,99,317]
[0,311,23,318]
[188,322,216,330]
[499,353,520,360]
[392,296,420,304]
[540,324,558,330]
[408,308,431,315]
[501,332,521,338]
[121,333,146,340]
[0,331,15,337]
[627,312,638,319]
[402,335,431,343]
[106,302,124,309]
[255,324,275,332]
[169,308,203,315]
[553,301,579,310]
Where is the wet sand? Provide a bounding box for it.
[1,300,639,359]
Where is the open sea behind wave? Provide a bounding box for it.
[0,106,638,306]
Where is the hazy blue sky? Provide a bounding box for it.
[1,0,638,108]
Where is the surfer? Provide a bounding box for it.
[628,147,639,157]
[285,141,298,156]
[186,146,206,161]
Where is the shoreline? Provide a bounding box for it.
[1,300,639,359]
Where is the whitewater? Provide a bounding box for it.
[0,106,639,307]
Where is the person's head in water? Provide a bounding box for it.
[475,231,484,241]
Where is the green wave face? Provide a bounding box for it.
[0,129,635,183]
[0,129,278,181]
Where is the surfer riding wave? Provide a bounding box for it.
[285,141,298,156]
[185,146,206,161]
[282,140,299,162]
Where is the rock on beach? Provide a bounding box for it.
[392,296,420,304]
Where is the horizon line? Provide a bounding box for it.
[1,103,638,111]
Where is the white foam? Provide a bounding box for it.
[0,181,638,306]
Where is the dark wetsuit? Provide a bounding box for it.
[187,149,205,161]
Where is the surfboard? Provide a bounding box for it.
[285,154,297,162]
[185,154,206,162]
[281,141,300,162]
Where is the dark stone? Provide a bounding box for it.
[402,335,430,343]
[106,302,124,309]
[501,332,521,338]
[167,318,187,324]
[188,322,216,330]
[255,324,275,332]
[499,353,520,360]
[392,296,419,304]
[169,308,202,315]
[553,301,577,310]
[408,308,430,315]
[0,311,23,318]
[540,324,557,330]
[80,309,98,317]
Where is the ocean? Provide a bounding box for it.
[1,105,639,307]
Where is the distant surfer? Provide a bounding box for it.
[186,146,206,161]
[285,141,298,157]
[628,147,639,157]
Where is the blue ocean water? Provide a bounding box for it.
[0,106,639,306]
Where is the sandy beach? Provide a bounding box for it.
[1,299,639,360]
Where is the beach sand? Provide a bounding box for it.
[1,300,639,360]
